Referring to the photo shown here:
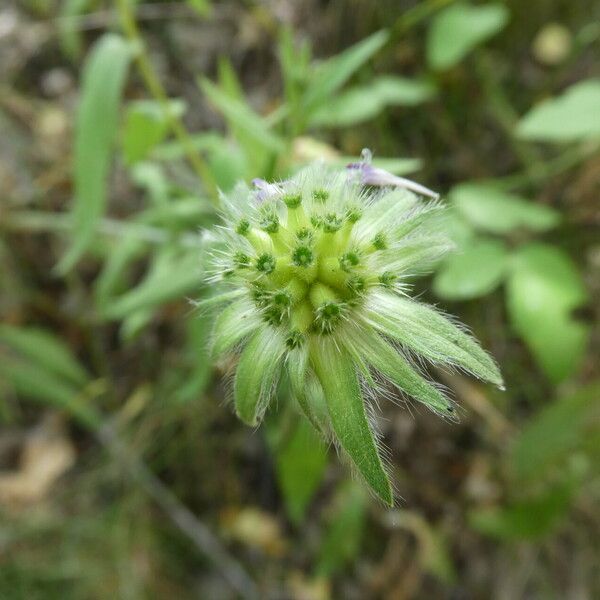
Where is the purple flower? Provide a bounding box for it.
[347,149,439,200]
[252,178,282,203]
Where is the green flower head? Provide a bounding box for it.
[205,156,503,505]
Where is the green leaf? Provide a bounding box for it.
[198,77,285,154]
[469,483,572,540]
[0,325,89,386]
[368,294,503,387]
[210,299,261,359]
[317,480,368,576]
[58,34,133,273]
[506,243,589,382]
[450,183,561,234]
[510,382,600,483]
[353,331,454,415]
[186,0,212,17]
[434,239,508,300]
[427,2,509,70]
[122,100,185,165]
[309,76,435,127]
[234,327,286,426]
[517,79,600,142]
[274,417,328,524]
[0,355,97,427]
[174,311,215,403]
[311,338,393,505]
[102,247,203,320]
[303,29,390,114]
[58,0,94,59]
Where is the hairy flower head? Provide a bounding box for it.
[205,154,502,505]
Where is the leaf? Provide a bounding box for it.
[0,356,97,427]
[311,338,393,505]
[433,239,508,300]
[174,310,215,403]
[122,100,185,165]
[198,78,285,154]
[517,79,600,142]
[317,480,368,576]
[0,325,89,386]
[58,34,133,273]
[58,0,94,59]
[309,76,435,127]
[450,183,561,234]
[274,417,328,524]
[210,299,262,359]
[102,247,203,320]
[234,327,286,426]
[186,0,212,17]
[427,2,509,70]
[368,294,503,387]
[506,243,589,382]
[469,483,572,540]
[303,29,390,114]
[354,331,454,415]
[510,382,600,483]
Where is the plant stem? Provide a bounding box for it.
[116,0,219,206]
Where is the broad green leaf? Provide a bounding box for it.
[368,294,503,387]
[434,239,508,300]
[303,29,390,114]
[198,78,285,154]
[506,243,589,382]
[274,417,328,524]
[58,34,133,273]
[427,3,509,70]
[122,100,185,165]
[517,79,600,142]
[311,338,393,505]
[234,327,286,426]
[469,483,572,540]
[309,76,435,127]
[102,247,203,319]
[0,325,88,386]
[450,183,561,234]
[353,331,454,415]
[510,382,600,483]
[317,480,368,576]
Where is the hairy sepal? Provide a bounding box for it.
[311,338,393,505]
[210,298,261,359]
[367,293,503,387]
[355,330,454,415]
[234,327,286,426]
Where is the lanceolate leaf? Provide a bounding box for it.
[311,338,393,505]
[210,299,261,359]
[234,327,286,426]
[58,34,133,273]
[357,331,454,415]
[367,293,503,387]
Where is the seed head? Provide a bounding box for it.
[205,157,503,505]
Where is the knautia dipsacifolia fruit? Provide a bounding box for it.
[205,152,503,504]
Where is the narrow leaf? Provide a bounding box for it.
[311,338,393,505]
[234,327,286,426]
[58,34,133,272]
[0,325,89,386]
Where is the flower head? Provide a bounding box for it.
[205,156,502,505]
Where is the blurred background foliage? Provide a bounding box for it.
[0,0,599,598]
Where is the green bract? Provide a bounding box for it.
[206,160,503,504]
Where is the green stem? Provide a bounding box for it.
[116,0,219,206]
[389,0,456,41]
